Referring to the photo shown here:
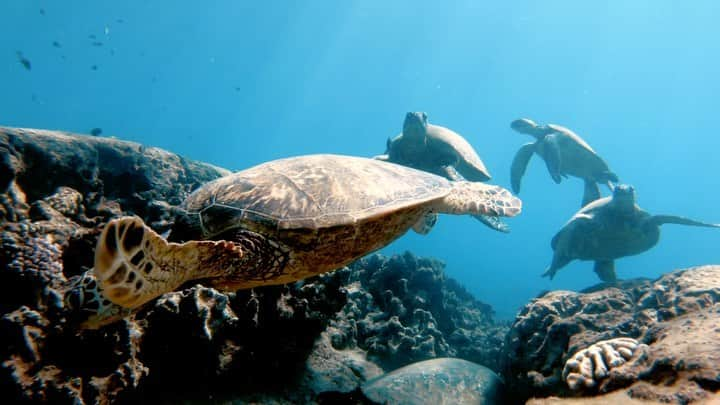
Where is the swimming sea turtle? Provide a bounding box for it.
[361,358,505,405]
[544,184,720,282]
[510,118,619,207]
[376,112,509,233]
[70,154,521,328]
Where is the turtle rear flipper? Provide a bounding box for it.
[94,216,243,309]
[582,180,602,207]
[600,170,619,184]
[594,260,617,282]
[510,142,536,193]
[542,134,563,183]
[435,181,521,218]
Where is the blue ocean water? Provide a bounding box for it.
[2,1,718,320]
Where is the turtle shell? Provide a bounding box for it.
[175,154,451,241]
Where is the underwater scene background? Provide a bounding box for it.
[2,0,718,322]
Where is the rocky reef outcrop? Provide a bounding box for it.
[504,265,720,404]
[0,127,505,404]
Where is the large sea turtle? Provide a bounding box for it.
[376,112,509,233]
[544,184,720,282]
[68,154,521,328]
[510,118,619,207]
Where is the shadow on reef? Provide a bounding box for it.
[0,127,506,404]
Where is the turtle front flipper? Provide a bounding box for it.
[582,180,602,207]
[648,215,720,228]
[441,165,463,181]
[94,216,246,309]
[412,213,438,235]
[64,271,134,329]
[435,181,521,218]
[542,134,563,184]
[473,214,510,233]
[510,142,536,194]
[593,260,617,282]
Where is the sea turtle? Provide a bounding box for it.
[510,118,619,207]
[544,184,720,282]
[376,112,509,233]
[68,154,521,328]
[361,358,505,405]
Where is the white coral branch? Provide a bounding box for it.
[563,337,641,390]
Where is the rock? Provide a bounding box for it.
[0,126,230,231]
[504,265,720,404]
[300,331,383,396]
[0,127,227,403]
[361,357,505,405]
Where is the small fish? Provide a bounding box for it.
[91,65,98,71]
[116,19,124,24]
[52,41,62,48]
[234,87,241,92]
[90,128,102,136]
[92,41,104,47]
[16,51,31,70]
[39,8,45,16]
[88,34,97,40]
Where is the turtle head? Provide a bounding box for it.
[510,118,550,139]
[63,271,134,329]
[402,112,429,141]
[611,184,637,210]
[167,206,204,243]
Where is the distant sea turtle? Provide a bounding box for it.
[70,154,521,328]
[544,184,720,282]
[361,358,505,405]
[376,112,509,233]
[510,118,619,207]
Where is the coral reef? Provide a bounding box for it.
[1,127,503,403]
[563,338,645,390]
[330,252,507,372]
[504,265,720,403]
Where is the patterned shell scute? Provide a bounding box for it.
[181,154,451,237]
